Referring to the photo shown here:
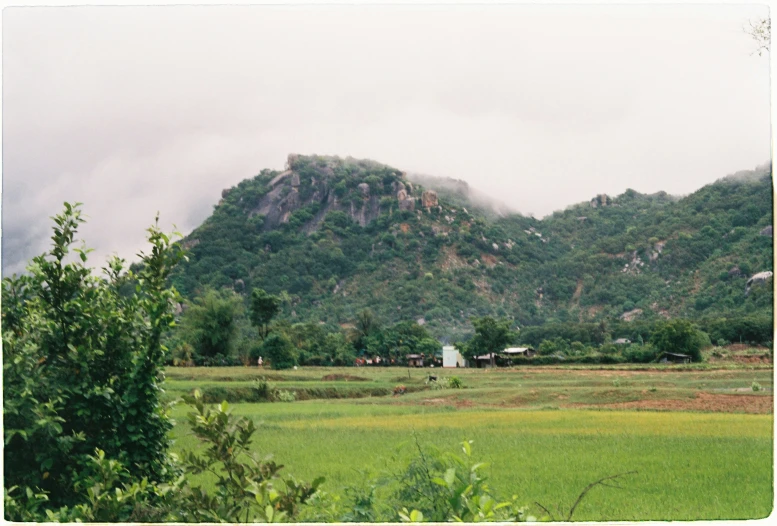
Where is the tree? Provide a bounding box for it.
[181,288,243,360]
[261,332,297,370]
[353,308,379,349]
[2,203,184,512]
[746,17,770,56]
[249,288,281,341]
[459,317,517,366]
[651,319,709,363]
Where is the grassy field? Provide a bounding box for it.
[165,364,773,521]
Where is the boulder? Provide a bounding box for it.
[398,197,416,211]
[619,308,643,322]
[745,271,773,295]
[421,190,438,208]
[397,189,408,201]
[728,266,742,278]
[287,153,301,170]
[760,225,773,237]
[291,173,301,187]
[358,182,370,197]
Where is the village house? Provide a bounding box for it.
[442,345,466,368]
[501,347,536,359]
[474,353,497,368]
[659,352,691,364]
[406,354,424,367]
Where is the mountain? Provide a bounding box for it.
[170,154,773,340]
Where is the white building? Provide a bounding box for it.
[442,345,466,368]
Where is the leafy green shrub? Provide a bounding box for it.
[276,390,297,402]
[2,203,183,513]
[447,376,464,389]
[623,344,659,363]
[261,332,297,370]
[175,391,323,522]
[391,439,537,522]
[752,382,762,392]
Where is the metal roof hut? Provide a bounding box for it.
[501,347,536,357]
[406,354,424,367]
[659,352,691,364]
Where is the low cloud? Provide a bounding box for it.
[2,4,770,274]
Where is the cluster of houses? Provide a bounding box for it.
[404,346,538,369]
[358,343,692,368]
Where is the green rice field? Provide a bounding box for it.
[166,364,773,521]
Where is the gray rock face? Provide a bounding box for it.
[399,197,416,211]
[728,266,742,277]
[760,225,773,237]
[745,271,773,295]
[590,194,609,208]
[251,153,403,231]
[287,153,301,170]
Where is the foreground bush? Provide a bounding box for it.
[3,203,184,512]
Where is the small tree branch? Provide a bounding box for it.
[534,501,555,521]
[567,471,637,521]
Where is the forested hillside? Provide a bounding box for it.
[170,154,773,341]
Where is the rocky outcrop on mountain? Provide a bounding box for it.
[247,154,407,231]
[745,271,773,296]
[760,225,772,237]
[399,196,416,211]
[422,190,438,208]
[590,194,609,208]
[620,308,643,321]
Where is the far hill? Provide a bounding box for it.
[170,154,773,340]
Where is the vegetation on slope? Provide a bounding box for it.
[170,155,773,342]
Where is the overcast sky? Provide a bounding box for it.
[1,3,771,275]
